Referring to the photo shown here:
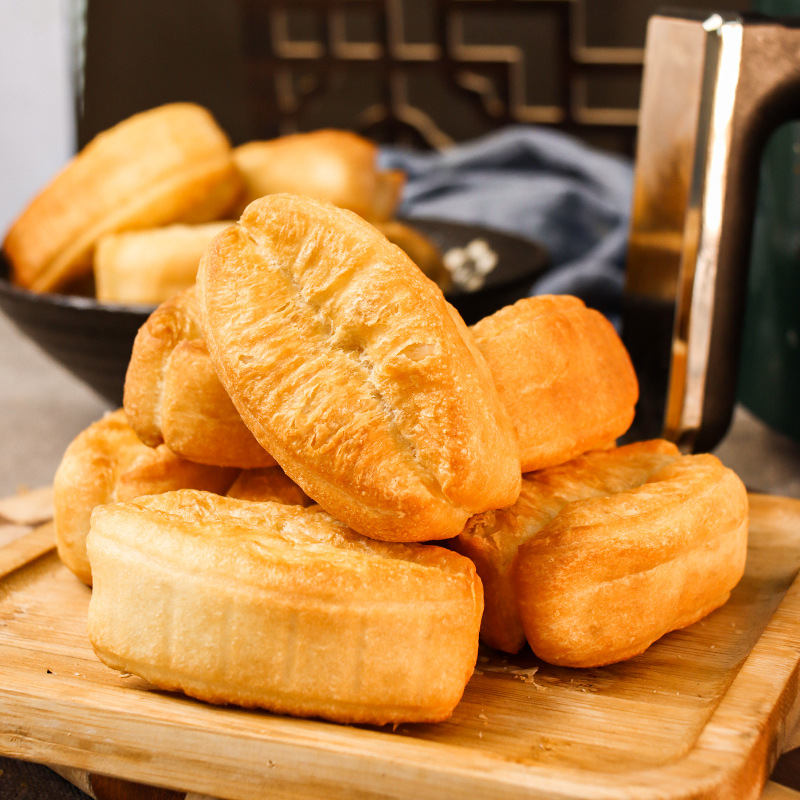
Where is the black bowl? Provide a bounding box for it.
[0,256,153,406]
[404,218,549,326]
[0,219,548,406]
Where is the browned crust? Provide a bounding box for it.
[376,220,450,290]
[227,466,312,506]
[514,452,749,667]
[124,286,276,469]
[94,222,232,304]
[233,130,405,222]
[53,410,237,585]
[4,103,242,292]
[197,194,521,542]
[454,440,681,653]
[471,295,639,472]
[125,291,638,494]
[87,491,483,725]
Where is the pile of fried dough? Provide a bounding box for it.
[4,104,749,727]
[4,103,448,300]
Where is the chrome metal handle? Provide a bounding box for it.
[623,11,800,452]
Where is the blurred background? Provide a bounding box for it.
[3,0,757,234]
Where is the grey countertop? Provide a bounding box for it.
[0,312,107,497]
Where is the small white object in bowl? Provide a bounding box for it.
[443,238,499,291]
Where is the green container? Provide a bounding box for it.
[738,119,800,442]
[738,0,800,442]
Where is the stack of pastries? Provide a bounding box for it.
[3,103,450,303]
[9,105,748,727]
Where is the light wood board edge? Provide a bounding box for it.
[0,485,54,526]
[0,522,55,580]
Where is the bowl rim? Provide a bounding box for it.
[0,255,156,315]
[397,215,549,295]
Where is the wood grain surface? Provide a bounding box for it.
[1,492,800,799]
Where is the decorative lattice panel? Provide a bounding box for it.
[236,0,646,150]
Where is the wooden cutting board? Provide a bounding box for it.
[2,491,800,800]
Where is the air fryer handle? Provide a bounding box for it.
[623,12,800,452]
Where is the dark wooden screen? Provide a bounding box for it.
[79,0,751,155]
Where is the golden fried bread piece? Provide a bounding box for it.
[454,440,681,653]
[4,103,242,293]
[227,466,312,506]
[94,221,231,304]
[54,410,237,585]
[471,295,639,472]
[514,451,748,667]
[124,286,276,469]
[197,194,521,542]
[233,130,405,222]
[87,491,483,725]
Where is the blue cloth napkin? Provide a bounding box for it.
[379,126,633,319]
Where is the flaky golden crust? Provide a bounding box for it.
[454,440,681,653]
[233,130,405,222]
[87,491,483,725]
[4,103,243,292]
[54,410,142,584]
[53,410,237,585]
[514,451,748,667]
[471,295,639,472]
[94,222,232,304]
[197,194,521,542]
[227,466,312,506]
[124,287,276,469]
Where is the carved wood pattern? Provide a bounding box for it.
[236,0,644,149]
